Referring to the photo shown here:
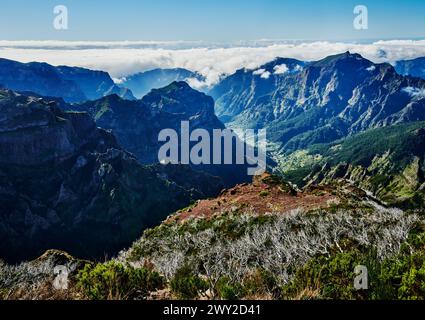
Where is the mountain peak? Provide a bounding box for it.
[0,58,135,102]
[164,80,191,90]
[118,68,202,99]
[145,81,203,99]
[312,51,367,67]
[259,57,306,72]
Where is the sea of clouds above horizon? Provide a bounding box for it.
[1,39,425,88]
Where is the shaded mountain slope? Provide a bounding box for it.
[395,57,425,80]
[0,88,222,263]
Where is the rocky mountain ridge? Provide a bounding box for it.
[0,58,135,103]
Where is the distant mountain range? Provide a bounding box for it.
[0,58,135,103]
[117,68,204,99]
[210,52,425,154]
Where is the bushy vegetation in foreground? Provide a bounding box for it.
[119,204,425,300]
[76,261,164,300]
[1,205,425,300]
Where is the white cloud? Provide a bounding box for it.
[273,64,289,75]
[112,77,126,84]
[2,40,425,88]
[253,68,271,79]
[366,65,376,71]
[185,77,208,90]
[402,86,425,98]
[260,71,271,79]
[253,68,266,75]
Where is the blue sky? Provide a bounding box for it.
[0,0,424,41]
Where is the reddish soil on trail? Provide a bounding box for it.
[168,173,340,223]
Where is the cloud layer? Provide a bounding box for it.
[1,40,425,87]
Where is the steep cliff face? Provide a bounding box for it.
[0,89,113,166]
[72,82,223,163]
[209,58,306,123]
[0,89,223,263]
[56,65,136,101]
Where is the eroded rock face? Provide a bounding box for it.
[0,89,223,263]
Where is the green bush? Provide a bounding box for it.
[243,269,279,299]
[170,265,208,299]
[282,233,425,300]
[216,277,244,300]
[77,261,164,300]
[379,252,425,300]
[282,250,364,300]
[259,190,270,197]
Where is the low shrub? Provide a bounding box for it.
[170,265,208,299]
[216,277,244,300]
[77,261,164,300]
